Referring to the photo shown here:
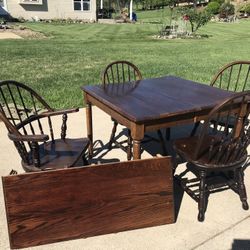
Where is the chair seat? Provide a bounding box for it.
[23,138,89,171]
[174,135,247,169]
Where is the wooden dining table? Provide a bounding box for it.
[82,76,233,160]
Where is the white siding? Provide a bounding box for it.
[0,0,8,15]
[6,0,96,21]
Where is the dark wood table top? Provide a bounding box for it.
[82,76,233,123]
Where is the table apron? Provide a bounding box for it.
[140,110,214,132]
[85,93,216,133]
[144,113,197,132]
[85,93,133,129]
[143,107,241,132]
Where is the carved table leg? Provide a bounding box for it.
[133,140,141,160]
[131,124,144,160]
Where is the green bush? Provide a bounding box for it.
[211,0,224,5]
[245,4,250,14]
[206,2,220,15]
[239,3,250,15]
[0,17,6,25]
[219,2,235,18]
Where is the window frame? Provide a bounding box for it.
[73,0,91,12]
[19,0,43,5]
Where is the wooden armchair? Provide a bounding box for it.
[0,80,89,172]
[101,60,166,159]
[191,60,250,136]
[174,91,250,221]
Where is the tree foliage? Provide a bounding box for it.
[180,8,211,33]
[219,2,235,18]
[239,3,250,15]
[206,2,220,15]
[211,0,225,5]
[139,0,167,10]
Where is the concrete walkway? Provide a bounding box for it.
[0,107,249,250]
[0,31,22,39]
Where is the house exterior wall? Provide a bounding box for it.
[5,0,96,21]
[0,0,8,15]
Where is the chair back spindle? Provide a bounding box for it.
[194,91,250,168]
[101,61,142,86]
[211,61,250,92]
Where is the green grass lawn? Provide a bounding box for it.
[0,13,249,108]
[136,8,171,23]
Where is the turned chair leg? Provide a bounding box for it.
[165,127,171,141]
[236,168,249,210]
[82,155,89,166]
[198,170,207,222]
[108,120,118,150]
[127,129,132,161]
[191,122,200,137]
[157,129,167,155]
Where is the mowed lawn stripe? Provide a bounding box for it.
[0,17,249,108]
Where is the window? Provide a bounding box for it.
[74,0,90,11]
[19,0,43,5]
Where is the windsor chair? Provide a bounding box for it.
[101,60,167,159]
[0,80,89,172]
[174,91,250,221]
[191,61,250,136]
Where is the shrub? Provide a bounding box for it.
[245,4,250,14]
[206,2,220,15]
[239,3,250,15]
[0,17,6,25]
[211,0,225,5]
[219,2,235,18]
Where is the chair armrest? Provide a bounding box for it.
[8,133,49,142]
[40,108,79,117]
